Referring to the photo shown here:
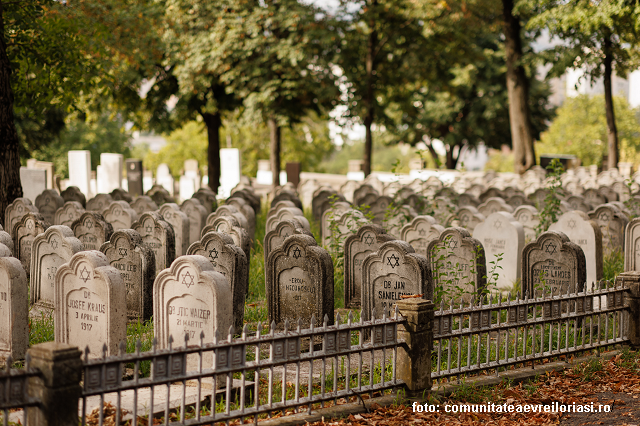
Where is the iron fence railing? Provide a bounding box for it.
[0,354,41,426]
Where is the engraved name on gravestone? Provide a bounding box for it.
[521,231,587,297]
[54,201,85,228]
[400,215,444,258]
[361,240,431,320]
[180,198,208,247]
[153,256,232,348]
[589,204,628,255]
[266,234,333,328]
[30,226,83,311]
[132,212,176,275]
[34,189,64,226]
[159,203,190,256]
[344,224,395,309]
[54,251,126,357]
[86,193,114,212]
[12,212,49,278]
[102,201,138,231]
[5,198,38,239]
[130,196,159,217]
[0,256,28,360]
[100,230,155,322]
[187,231,247,331]
[72,212,114,251]
[263,219,313,269]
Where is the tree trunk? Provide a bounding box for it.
[363,2,377,177]
[603,32,619,170]
[445,144,458,170]
[268,117,281,191]
[202,112,222,194]
[0,1,23,228]
[502,0,536,174]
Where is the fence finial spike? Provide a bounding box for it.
[242,323,249,338]
[348,310,354,323]
[323,314,329,328]
[284,319,290,333]
[394,304,399,319]
[336,311,341,325]
[256,322,262,338]
[270,321,277,335]
[310,315,316,330]
[228,325,235,340]
[119,340,126,355]
[102,343,108,359]
[85,346,91,360]
[168,335,174,350]
[6,355,12,370]
[136,339,142,354]
[214,329,220,344]
[382,308,387,320]
[371,308,376,321]
[25,352,31,370]
[184,331,190,346]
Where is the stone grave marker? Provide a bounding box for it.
[203,215,251,263]
[528,188,550,208]
[158,203,190,256]
[310,187,336,218]
[86,194,114,212]
[181,198,208,247]
[54,250,126,356]
[61,186,87,208]
[521,231,586,297]
[5,198,38,239]
[68,150,91,198]
[102,201,138,231]
[473,212,524,290]
[146,184,175,205]
[550,211,603,288]
[598,186,618,203]
[229,188,261,216]
[263,219,313,267]
[361,240,431,320]
[589,204,628,255]
[583,188,606,207]
[467,184,486,199]
[100,230,155,322]
[55,201,85,228]
[110,188,133,203]
[155,164,175,196]
[265,207,310,234]
[12,212,49,277]
[34,189,64,226]
[0,231,13,255]
[400,215,445,258]
[479,188,503,203]
[566,195,592,213]
[513,205,540,242]
[384,205,418,237]
[344,224,395,308]
[97,153,124,194]
[219,148,241,198]
[267,200,298,219]
[455,206,485,233]
[30,225,83,311]
[625,217,640,272]
[226,197,256,238]
[72,212,113,251]
[208,205,250,235]
[187,232,247,331]
[130,195,158,217]
[0,256,28,360]
[19,167,47,202]
[506,194,532,209]
[266,234,333,328]
[458,193,481,208]
[132,212,176,275]
[272,189,303,212]
[125,159,144,197]
[153,255,232,348]
[353,184,379,206]
[320,201,351,247]
[193,188,218,216]
[477,197,514,217]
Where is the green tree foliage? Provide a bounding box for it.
[536,95,640,166]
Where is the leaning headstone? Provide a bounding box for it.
[72,212,113,251]
[159,203,190,256]
[5,198,38,239]
[181,198,208,247]
[266,234,333,328]
[55,201,85,228]
[12,212,49,277]
[263,219,313,267]
[344,224,395,308]
[400,215,445,258]
[187,232,247,331]
[521,231,586,297]
[61,186,87,208]
[361,240,431,320]
[54,250,126,356]
[0,256,28,360]
[132,212,176,275]
[102,200,138,231]
[86,193,114,213]
[513,205,540,242]
[34,189,64,226]
[473,212,524,291]
[589,204,628,255]
[100,230,155,322]
[550,211,603,288]
[153,255,232,348]
[30,226,83,311]
[130,195,158,217]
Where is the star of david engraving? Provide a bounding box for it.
[448,239,458,249]
[27,220,33,230]
[568,219,576,229]
[80,266,91,283]
[17,206,23,213]
[387,254,400,268]
[51,238,58,249]
[45,197,50,204]
[164,212,172,221]
[118,248,127,256]
[493,220,502,230]
[363,234,374,246]
[461,214,469,223]
[114,208,121,216]
[85,220,93,229]
[209,247,219,261]
[283,232,290,238]
[418,228,427,237]
[599,212,610,222]
[293,247,302,259]
[68,212,73,219]
[182,271,195,288]
[544,241,557,255]
[145,224,153,233]
[521,214,529,222]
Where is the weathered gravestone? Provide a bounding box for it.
[110,188,133,203]
[455,206,485,233]
[473,212,524,290]
[567,195,592,213]
[513,205,540,242]
[266,234,333,328]
[265,207,310,234]
[361,240,432,320]
[0,230,14,254]
[230,187,261,215]
[550,211,603,288]
[130,195,159,217]
[34,189,65,226]
[132,212,176,275]
[5,198,38,239]
[521,231,586,297]
[384,205,418,237]
[0,256,28,360]
[72,212,113,251]
[363,195,394,224]
[589,204,628,255]
[147,184,175,205]
[12,212,49,278]
[153,255,232,348]
[30,226,83,311]
[193,188,218,216]
[458,193,481,208]
[426,227,487,303]
[624,217,640,272]
[187,232,247,331]
[477,197,514,217]
[181,198,208,248]
[159,203,190,256]
[344,224,395,309]
[54,250,126,357]
[102,200,138,231]
[61,186,86,208]
[311,188,338,221]
[55,201,85,228]
[203,215,251,263]
[272,189,303,212]
[320,201,351,247]
[583,188,606,207]
[264,218,313,268]
[226,197,256,239]
[86,193,114,212]
[100,230,155,322]
[400,216,444,258]
[479,187,503,203]
[208,205,251,236]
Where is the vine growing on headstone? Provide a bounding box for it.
[535,159,564,237]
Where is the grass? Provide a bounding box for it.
[603,248,624,282]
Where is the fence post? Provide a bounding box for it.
[27,342,82,426]
[619,271,640,349]
[396,298,434,396]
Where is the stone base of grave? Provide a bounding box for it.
[28,304,54,320]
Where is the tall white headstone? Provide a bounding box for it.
[68,150,91,198]
[97,153,124,194]
[219,148,241,198]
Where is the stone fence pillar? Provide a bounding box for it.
[396,298,434,396]
[27,342,82,426]
[619,272,640,349]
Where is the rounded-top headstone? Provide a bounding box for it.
[5,198,38,239]
[110,188,133,203]
[400,215,445,258]
[131,212,176,275]
[193,188,218,216]
[102,200,138,231]
[263,218,313,270]
[35,189,65,226]
[55,201,86,228]
[0,256,28,359]
[71,212,114,251]
[181,198,208,247]
[86,193,114,212]
[130,195,159,217]
[61,186,87,208]
[12,212,49,277]
[0,230,14,255]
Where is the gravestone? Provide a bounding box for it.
[130,195,158,216]
[550,211,603,288]
[5,198,38,239]
[55,201,85,228]
[528,188,550,209]
[132,212,176,275]
[477,197,514,217]
[125,159,144,197]
[263,219,313,267]
[566,195,592,213]
[400,216,445,258]
[229,187,260,214]
[456,206,485,233]
[353,184,379,206]
[320,201,352,247]
[0,256,28,360]
[97,153,124,194]
[267,200,299,219]
[102,201,138,231]
[110,188,133,203]
[363,195,393,224]
[583,188,606,207]
[265,207,310,234]
[589,204,628,255]
[19,167,47,202]
[344,224,395,308]
[625,217,640,272]
[208,205,250,235]
[266,234,333,328]
[0,231,13,255]
[226,197,256,238]
[473,212,524,290]
[506,194,532,209]
[384,205,418,237]
[12,212,49,278]
[361,240,431,320]
[513,205,540,242]
[100,230,155,322]
[598,186,618,203]
[203,215,251,263]
[72,212,113,251]
[181,198,208,247]
[187,232,247,331]
[26,159,54,190]
[458,193,481,208]
[479,188,503,203]
[147,184,175,205]
[34,189,64,226]
[219,148,241,198]
[86,193,114,212]
[312,189,338,221]
[30,226,83,311]
[68,150,91,198]
[193,188,218,216]
[153,255,232,348]
[156,164,175,196]
[54,250,126,356]
[158,203,190,256]
[61,186,87,208]
[426,227,487,302]
[272,189,303,212]
[521,231,586,297]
